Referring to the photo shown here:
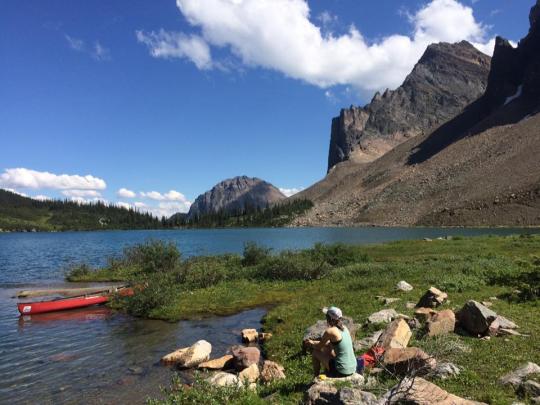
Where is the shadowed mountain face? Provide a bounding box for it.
[295,1,540,227]
[187,176,285,219]
[327,41,491,171]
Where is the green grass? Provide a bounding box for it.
[70,235,540,404]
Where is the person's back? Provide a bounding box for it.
[331,326,356,376]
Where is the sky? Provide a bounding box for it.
[0,0,534,217]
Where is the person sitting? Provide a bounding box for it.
[305,306,357,377]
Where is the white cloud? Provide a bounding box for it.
[65,35,84,51]
[33,195,51,201]
[92,42,111,61]
[136,30,212,69]
[0,168,106,190]
[117,188,137,198]
[116,201,132,210]
[140,189,190,202]
[3,188,28,197]
[61,189,102,198]
[279,187,303,197]
[137,190,192,217]
[141,0,495,93]
[65,35,111,61]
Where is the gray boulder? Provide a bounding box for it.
[457,300,498,335]
[304,316,359,344]
[367,309,398,324]
[500,362,540,387]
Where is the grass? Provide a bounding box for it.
[68,235,540,404]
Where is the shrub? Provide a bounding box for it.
[65,263,92,281]
[308,243,370,267]
[123,274,177,317]
[255,252,332,281]
[175,256,235,289]
[241,242,272,266]
[123,240,181,275]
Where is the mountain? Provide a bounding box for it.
[294,1,540,227]
[327,41,491,171]
[0,189,163,231]
[187,176,286,220]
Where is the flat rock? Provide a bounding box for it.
[207,371,239,387]
[416,287,448,308]
[260,360,285,384]
[367,309,398,324]
[426,309,456,337]
[231,346,260,371]
[198,354,234,370]
[383,347,436,375]
[397,280,414,291]
[379,318,412,349]
[457,301,498,336]
[500,362,540,387]
[384,377,487,404]
[161,340,212,368]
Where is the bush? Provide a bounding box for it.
[175,256,236,289]
[124,240,181,275]
[255,252,332,281]
[308,243,370,267]
[241,242,272,266]
[123,274,176,317]
[65,263,92,281]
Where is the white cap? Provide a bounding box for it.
[322,306,342,320]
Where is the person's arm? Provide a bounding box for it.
[307,329,338,350]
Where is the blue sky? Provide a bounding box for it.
[0,0,534,217]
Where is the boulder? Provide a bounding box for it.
[426,309,456,337]
[238,363,260,384]
[384,377,487,404]
[304,316,359,344]
[161,340,212,368]
[383,347,436,375]
[414,307,438,323]
[428,362,461,380]
[260,360,285,384]
[198,354,234,370]
[499,362,540,387]
[367,309,398,324]
[241,328,258,343]
[379,318,412,349]
[416,287,448,308]
[305,382,338,405]
[231,346,260,371]
[338,388,380,405]
[354,330,383,351]
[207,371,239,387]
[495,315,518,329]
[518,380,540,398]
[397,280,414,291]
[457,301,498,336]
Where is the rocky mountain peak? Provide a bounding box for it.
[187,176,285,220]
[327,41,491,171]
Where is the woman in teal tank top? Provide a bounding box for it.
[305,306,357,377]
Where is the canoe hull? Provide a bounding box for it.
[17,295,109,315]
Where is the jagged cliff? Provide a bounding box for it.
[327,41,491,171]
[187,176,285,219]
[295,0,540,227]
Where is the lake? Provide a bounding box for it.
[0,227,538,404]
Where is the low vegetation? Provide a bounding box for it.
[68,235,540,404]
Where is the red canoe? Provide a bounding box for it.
[18,294,110,315]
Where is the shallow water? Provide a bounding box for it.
[0,227,538,404]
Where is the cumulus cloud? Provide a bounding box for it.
[140,190,190,202]
[117,188,137,198]
[141,0,495,93]
[136,30,212,69]
[61,189,102,198]
[279,187,303,197]
[0,168,106,190]
[118,200,191,218]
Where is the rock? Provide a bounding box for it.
[238,363,260,384]
[260,360,285,383]
[258,332,273,342]
[379,318,412,349]
[338,388,379,405]
[198,354,234,370]
[127,366,144,375]
[354,330,384,351]
[383,347,437,375]
[414,307,438,323]
[313,373,365,386]
[498,328,523,337]
[428,362,461,380]
[407,318,422,330]
[426,309,456,337]
[384,377,487,404]
[495,315,518,329]
[378,296,400,305]
[241,328,258,343]
[456,301,498,336]
[416,287,448,308]
[161,340,212,368]
[367,309,398,324]
[406,302,417,309]
[207,372,239,387]
[518,380,540,398]
[231,346,260,371]
[304,316,360,344]
[397,281,414,291]
[500,362,540,387]
[305,382,338,405]
[481,301,493,307]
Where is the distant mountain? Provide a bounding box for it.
[295,0,540,227]
[327,41,491,171]
[187,176,286,220]
[0,189,162,231]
